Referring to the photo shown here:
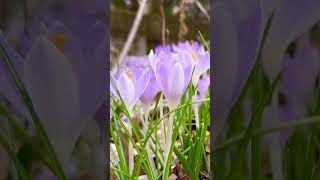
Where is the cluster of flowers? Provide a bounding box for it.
[111,41,210,115]
[110,40,210,175]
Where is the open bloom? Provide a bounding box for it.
[111,68,150,113]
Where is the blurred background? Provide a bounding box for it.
[110,0,210,65]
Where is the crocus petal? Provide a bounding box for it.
[193,52,210,86]
[262,0,320,80]
[117,73,136,111]
[24,36,79,168]
[77,35,107,120]
[133,69,150,103]
[167,62,185,107]
[212,2,239,125]
[140,69,159,107]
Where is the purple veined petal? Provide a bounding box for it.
[192,52,210,86]
[156,61,170,98]
[212,2,239,127]
[154,44,171,54]
[140,69,160,107]
[166,62,185,107]
[183,64,193,92]
[24,35,79,169]
[180,52,194,68]
[116,73,136,111]
[261,0,320,80]
[133,69,150,104]
[148,50,158,72]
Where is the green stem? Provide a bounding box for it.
[213,115,320,152]
[0,133,31,180]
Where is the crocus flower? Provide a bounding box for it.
[0,13,107,170]
[150,51,192,108]
[190,51,210,86]
[111,68,150,114]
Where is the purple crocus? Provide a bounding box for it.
[111,67,150,113]
[0,13,107,169]
[150,51,192,108]
[171,41,210,87]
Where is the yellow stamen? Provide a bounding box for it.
[126,71,133,78]
[51,32,68,51]
[191,52,197,60]
[190,40,194,45]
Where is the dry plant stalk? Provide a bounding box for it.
[178,0,188,41]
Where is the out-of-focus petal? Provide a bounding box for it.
[212,2,239,124]
[117,73,135,111]
[262,0,320,80]
[24,36,79,168]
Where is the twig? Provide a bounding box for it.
[118,0,149,65]
[160,0,166,45]
[195,0,210,22]
[178,0,188,41]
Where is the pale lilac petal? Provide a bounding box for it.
[77,35,107,120]
[133,69,150,103]
[117,73,135,110]
[183,65,193,91]
[167,62,185,107]
[140,69,160,107]
[24,36,79,168]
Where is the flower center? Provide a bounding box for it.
[50,32,68,51]
[126,71,133,78]
[191,52,197,61]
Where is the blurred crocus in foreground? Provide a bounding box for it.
[0,15,107,170]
